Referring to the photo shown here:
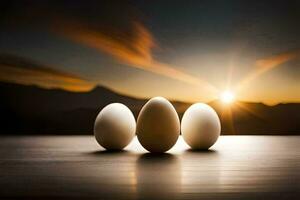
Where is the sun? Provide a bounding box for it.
[220,90,235,104]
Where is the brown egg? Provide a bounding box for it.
[136,97,180,153]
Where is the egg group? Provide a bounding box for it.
[181,103,221,150]
[94,103,136,150]
[94,98,221,152]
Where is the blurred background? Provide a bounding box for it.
[0,0,299,134]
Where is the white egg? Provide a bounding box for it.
[181,103,221,150]
[94,103,136,150]
[136,97,180,153]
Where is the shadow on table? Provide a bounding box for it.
[184,148,218,154]
[84,149,130,156]
[135,153,181,199]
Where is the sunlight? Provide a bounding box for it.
[220,90,235,104]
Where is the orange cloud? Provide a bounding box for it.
[255,50,300,71]
[0,55,94,92]
[59,22,217,93]
[237,50,300,91]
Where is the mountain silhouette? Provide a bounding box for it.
[0,82,299,135]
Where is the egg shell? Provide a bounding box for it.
[181,103,221,150]
[136,97,180,153]
[94,103,136,150]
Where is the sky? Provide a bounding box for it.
[0,0,299,105]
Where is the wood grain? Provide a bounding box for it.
[0,136,299,199]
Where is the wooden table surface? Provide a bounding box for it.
[0,135,299,200]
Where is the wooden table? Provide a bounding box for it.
[0,135,299,199]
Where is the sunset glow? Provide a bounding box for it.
[220,90,235,104]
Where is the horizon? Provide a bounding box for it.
[1,79,299,106]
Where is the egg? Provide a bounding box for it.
[94,103,136,150]
[136,97,180,153]
[181,103,221,150]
